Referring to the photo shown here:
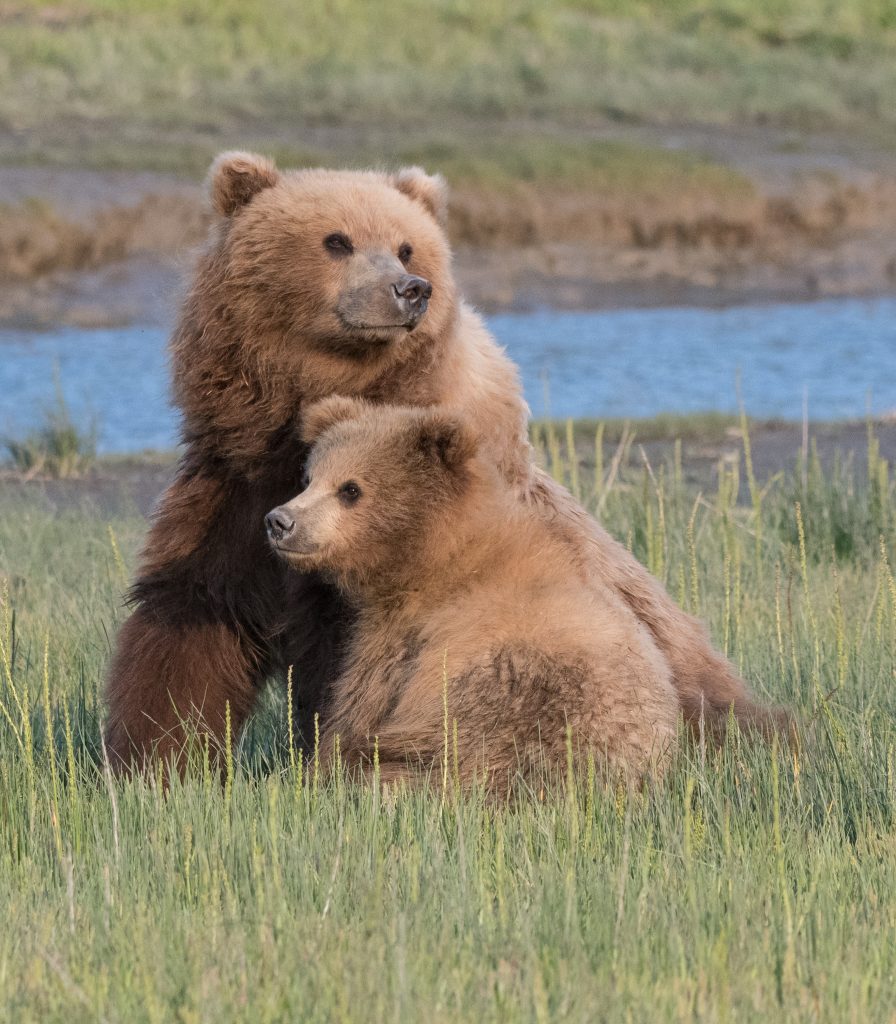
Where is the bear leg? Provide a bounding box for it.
[103,608,262,772]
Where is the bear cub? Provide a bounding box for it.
[267,397,680,790]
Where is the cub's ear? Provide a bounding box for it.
[390,166,448,226]
[416,412,478,473]
[208,151,280,217]
[301,396,369,445]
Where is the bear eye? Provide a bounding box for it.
[300,469,311,491]
[398,242,413,266]
[324,233,354,257]
[337,481,362,505]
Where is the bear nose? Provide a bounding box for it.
[392,274,433,311]
[265,507,295,542]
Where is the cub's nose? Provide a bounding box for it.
[265,507,295,542]
[392,274,433,313]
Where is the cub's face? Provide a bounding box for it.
[209,153,456,359]
[266,398,476,584]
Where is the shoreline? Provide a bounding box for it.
[3,134,896,327]
[5,254,896,334]
[4,416,894,521]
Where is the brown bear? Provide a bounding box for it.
[266,397,680,788]
[103,150,775,770]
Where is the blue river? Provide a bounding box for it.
[1,296,894,453]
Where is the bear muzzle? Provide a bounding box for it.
[392,274,432,330]
[265,506,294,542]
[265,506,321,557]
[335,253,433,335]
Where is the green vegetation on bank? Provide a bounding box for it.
[3,1,896,175]
[3,387,96,479]
[534,411,747,445]
[0,410,745,476]
[1,420,895,1021]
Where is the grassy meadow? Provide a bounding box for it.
[4,0,896,176]
[1,419,895,1022]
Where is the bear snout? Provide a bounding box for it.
[265,507,295,542]
[392,274,432,327]
[266,505,322,558]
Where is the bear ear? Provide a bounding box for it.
[208,151,280,217]
[416,412,478,474]
[390,166,448,225]
[301,396,369,445]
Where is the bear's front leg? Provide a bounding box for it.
[102,461,283,773]
[103,606,264,772]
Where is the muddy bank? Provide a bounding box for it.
[4,420,893,520]
[2,155,896,326]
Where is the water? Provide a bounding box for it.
[1,296,894,453]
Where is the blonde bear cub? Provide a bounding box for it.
[267,397,680,790]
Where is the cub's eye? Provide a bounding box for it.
[324,233,354,257]
[299,469,311,491]
[337,481,362,505]
[398,242,413,266]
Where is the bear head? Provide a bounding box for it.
[204,151,455,362]
[266,397,478,587]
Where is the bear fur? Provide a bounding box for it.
[104,150,776,770]
[268,398,680,788]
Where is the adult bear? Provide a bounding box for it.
[104,151,773,769]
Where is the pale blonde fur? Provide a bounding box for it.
[274,403,679,790]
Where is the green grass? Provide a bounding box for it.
[1,419,895,1021]
[534,411,748,445]
[3,0,896,176]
